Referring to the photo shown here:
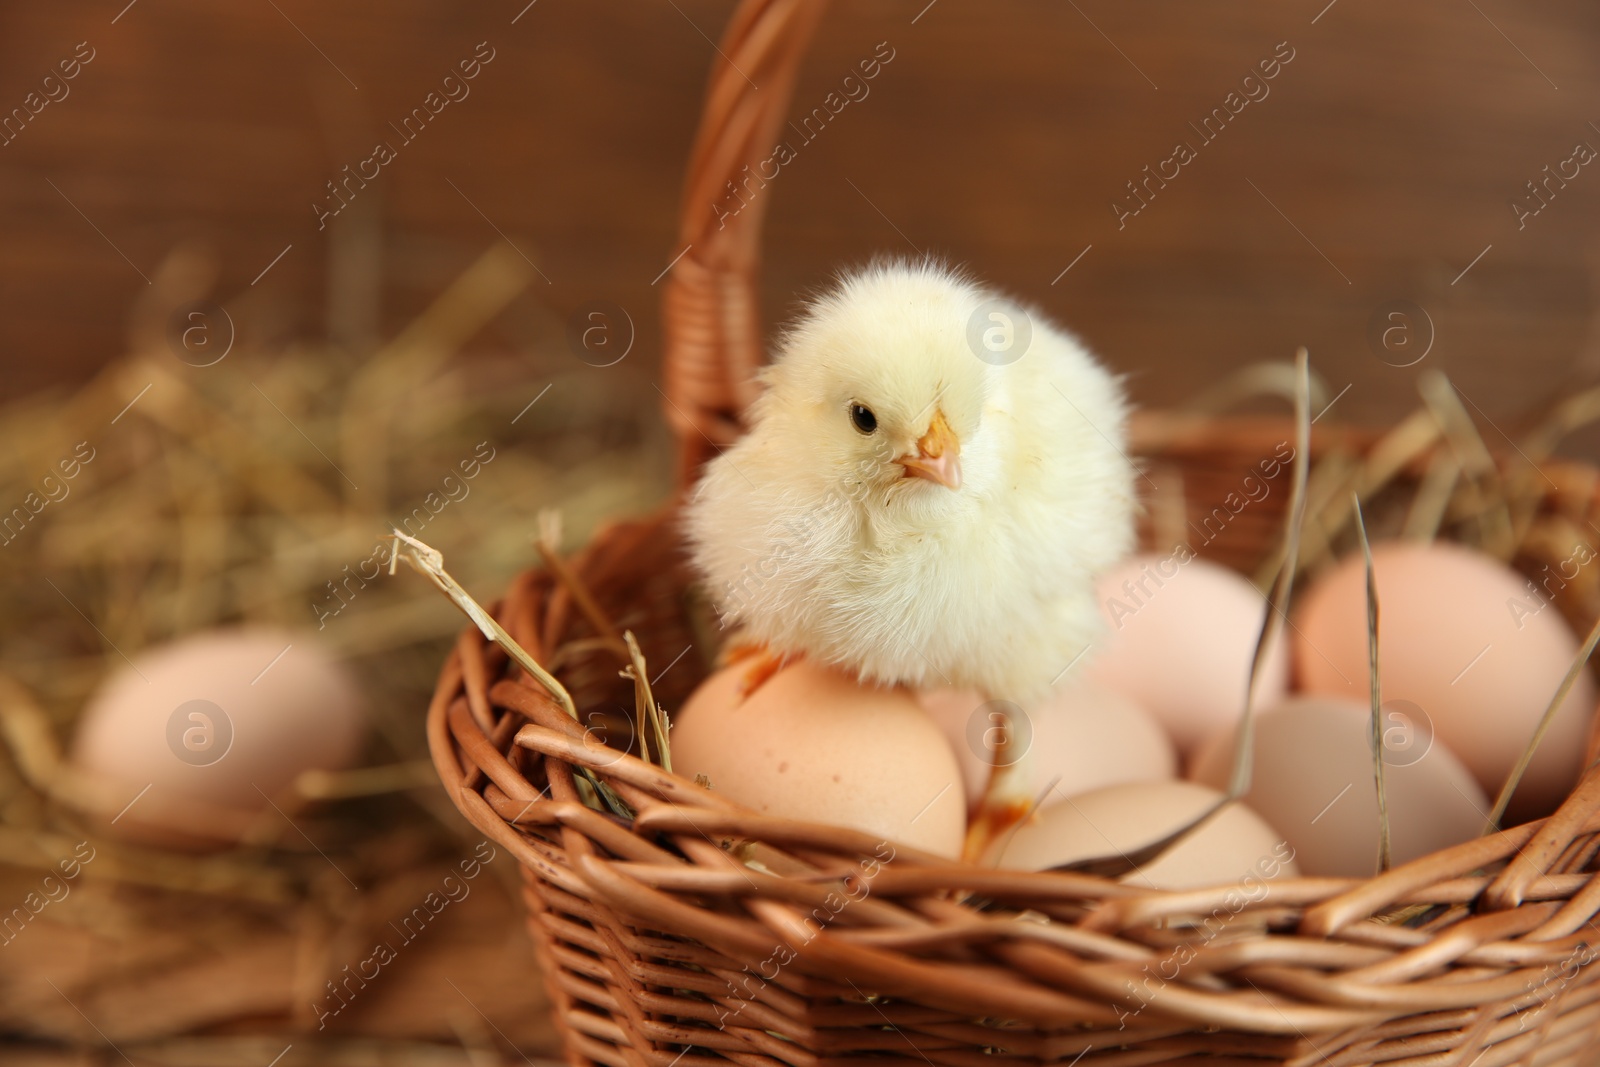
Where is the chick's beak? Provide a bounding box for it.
[897,409,962,490]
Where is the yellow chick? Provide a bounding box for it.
[684,260,1137,858]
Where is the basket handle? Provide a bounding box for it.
[661,0,829,489]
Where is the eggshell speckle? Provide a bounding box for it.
[1087,552,1290,757]
[997,779,1298,891]
[1294,541,1595,823]
[918,675,1175,811]
[672,661,966,858]
[71,628,367,847]
[1190,697,1488,877]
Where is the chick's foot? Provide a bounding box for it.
[721,642,797,697]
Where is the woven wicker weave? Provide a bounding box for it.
[427,2,1600,1062]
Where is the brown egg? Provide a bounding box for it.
[1294,541,1595,823]
[1087,552,1290,758]
[918,675,1175,811]
[672,660,966,858]
[1189,697,1488,878]
[71,628,367,849]
[997,779,1298,891]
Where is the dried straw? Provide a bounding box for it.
[1350,494,1391,872]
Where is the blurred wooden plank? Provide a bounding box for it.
[0,1,1597,457]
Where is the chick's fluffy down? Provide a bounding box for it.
[685,261,1136,702]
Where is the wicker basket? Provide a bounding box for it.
[426,2,1600,1062]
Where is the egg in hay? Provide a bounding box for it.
[71,627,367,849]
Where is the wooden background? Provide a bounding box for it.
[2,1,1600,1061]
[2,1,1599,453]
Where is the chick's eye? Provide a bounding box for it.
[849,403,878,435]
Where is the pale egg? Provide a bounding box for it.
[1087,550,1290,758]
[1294,541,1595,822]
[71,628,367,848]
[997,779,1298,891]
[1189,697,1488,878]
[672,660,966,858]
[918,675,1175,812]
